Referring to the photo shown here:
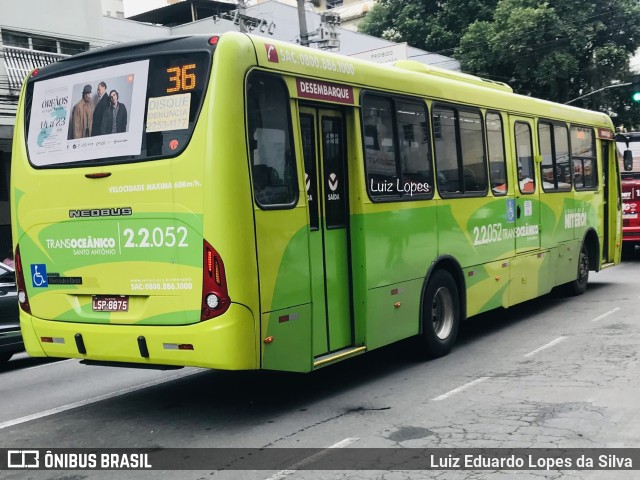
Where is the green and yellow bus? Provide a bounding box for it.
[11,33,621,372]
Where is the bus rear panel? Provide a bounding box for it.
[617,132,640,252]
[12,35,259,369]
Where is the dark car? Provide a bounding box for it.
[0,262,23,363]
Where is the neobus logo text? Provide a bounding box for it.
[69,207,133,218]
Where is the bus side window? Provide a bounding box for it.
[459,109,487,194]
[486,112,507,196]
[433,105,487,196]
[246,73,297,208]
[362,95,398,199]
[433,106,460,194]
[539,121,571,191]
[396,100,433,198]
[515,122,535,194]
[571,126,597,190]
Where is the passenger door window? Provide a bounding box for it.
[247,73,297,208]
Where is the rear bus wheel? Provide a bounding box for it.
[417,270,460,358]
[566,242,589,296]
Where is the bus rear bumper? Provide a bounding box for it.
[622,227,640,243]
[20,303,258,370]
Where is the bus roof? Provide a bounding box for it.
[30,31,613,131]
[243,32,613,129]
[30,35,216,79]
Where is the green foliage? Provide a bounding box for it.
[358,0,640,128]
[358,0,498,53]
[632,75,640,103]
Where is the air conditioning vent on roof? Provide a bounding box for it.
[393,60,513,94]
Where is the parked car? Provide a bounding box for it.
[0,262,23,363]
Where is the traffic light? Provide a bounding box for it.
[632,74,640,103]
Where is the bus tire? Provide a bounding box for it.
[566,242,589,296]
[416,269,460,358]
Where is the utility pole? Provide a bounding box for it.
[216,2,277,35]
[295,1,340,50]
[237,0,247,33]
[297,0,309,47]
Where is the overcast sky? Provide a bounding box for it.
[119,0,640,71]
[123,0,167,17]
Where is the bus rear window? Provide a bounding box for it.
[25,52,210,167]
[617,136,640,178]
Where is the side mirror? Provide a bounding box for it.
[623,150,634,171]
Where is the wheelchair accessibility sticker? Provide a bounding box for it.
[506,199,516,223]
[31,264,48,288]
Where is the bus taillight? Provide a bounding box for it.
[14,245,31,314]
[201,240,230,320]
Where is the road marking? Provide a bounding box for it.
[591,307,620,322]
[524,336,567,358]
[0,368,204,430]
[23,359,74,370]
[431,377,489,401]
[264,437,359,480]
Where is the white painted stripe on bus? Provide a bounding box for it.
[0,368,204,430]
[431,377,489,401]
[591,307,620,322]
[264,437,359,480]
[524,336,567,358]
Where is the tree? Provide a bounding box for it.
[358,0,498,53]
[359,0,640,128]
[457,0,640,124]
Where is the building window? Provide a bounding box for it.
[31,36,58,53]
[60,40,90,56]
[1,29,89,55]
[1,29,89,90]
[1,30,29,49]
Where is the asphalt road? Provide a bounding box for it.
[1,255,640,479]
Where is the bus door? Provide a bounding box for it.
[509,116,543,305]
[511,117,541,253]
[602,140,611,260]
[299,106,353,357]
[602,138,620,264]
